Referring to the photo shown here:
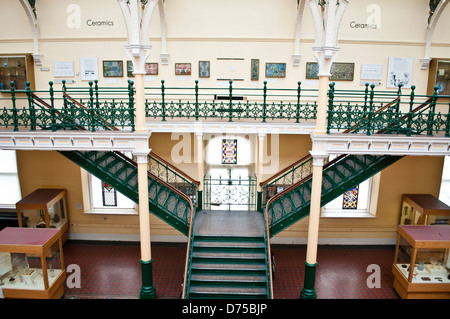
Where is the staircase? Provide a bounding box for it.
[267,154,403,237]
[59,150,193,235]
[184,210,271,299]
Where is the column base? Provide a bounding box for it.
[300,261,318,299]
[140,259,157,299]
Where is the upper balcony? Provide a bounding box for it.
[0,80,449,153]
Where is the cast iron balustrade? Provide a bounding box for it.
[148,152,200,208]
[144,80,318,123]
[0,80,135,132]
[203,174,258,211]
[327,83,450,136]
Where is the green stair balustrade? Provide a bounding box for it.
[266,154,403,237]
[59,150,193,235]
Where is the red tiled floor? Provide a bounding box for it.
[62,242,399,299]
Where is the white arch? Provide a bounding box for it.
[292,0,306,66]
[19,0,42,65]
[421,0,449,69]
[308,0,350,76]
[118,0,159,73]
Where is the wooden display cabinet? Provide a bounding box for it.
[0,227,66,299]
[400,194,450,226]
[392,225,450,299]
[16,189,69,243]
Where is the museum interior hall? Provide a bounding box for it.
[0,0,450,301]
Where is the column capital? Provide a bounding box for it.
[134,148,151,163]
[309,151,328,166]
[126,44,152,74]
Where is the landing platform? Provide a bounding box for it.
[193,210,265,237]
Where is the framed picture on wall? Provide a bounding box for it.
[265,63,286,78]
[145,63,158,75]
[175,63,191,76]
[127,60,134,77]
[251,59,259,81]
[199,61,210,78]
[102,60,124,77]
[306,62,354,81]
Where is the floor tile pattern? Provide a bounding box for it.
[63,242,399,299]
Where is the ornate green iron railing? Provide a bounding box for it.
[145,80,318,122]
[260,154,315,208]
[327,83,450,136]
[148,152,200,208]
[266,154,403,237]
[0,80,135,132]
[203,174,258,211]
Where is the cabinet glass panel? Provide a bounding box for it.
[0,56,27,90]
[0,241,63,290]
[21,198,67,229]
[395,236,450,284]
[435,60,450,96]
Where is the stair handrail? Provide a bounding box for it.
[263,205,274,299]
[113,151,194,209]
[264,154,347,211]
[181,201,196,299]
[31,92,87,131]
[148,152,200,186]
[375,96,433,135]
[259,153,312,187]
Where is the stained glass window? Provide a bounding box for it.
[102,182,117,206]
[342,185,359,209]
[222,139,237,164]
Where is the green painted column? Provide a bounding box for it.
[140,259,156,299]
[300,261,317,299]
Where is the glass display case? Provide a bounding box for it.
[16,189,69,243]
[0,227,66,299]
[399,194,450,226]
[392,225,450,299]
[0,54,35,91]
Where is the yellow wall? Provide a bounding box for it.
[1,0,448,93]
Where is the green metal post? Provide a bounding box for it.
[195,80,199,121]
[26,81,36,131]
[161,80,166,121]
[262,81,267,123]
[326,82,335,134]
[366,84,375,136]
[296,81,302,123]
[228,80,233,122]
[406,85,415,136]
[140,259,156,299]
[88,81,95,132]
[128,80,135,131]
[446,100,450,137]
[10,81,18,131]
[49,81,56,132]
[197,190,203,211]
[427,86,439,136]
[257,191,262,212]
[300,261,318,299]
[94,80,99,111]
